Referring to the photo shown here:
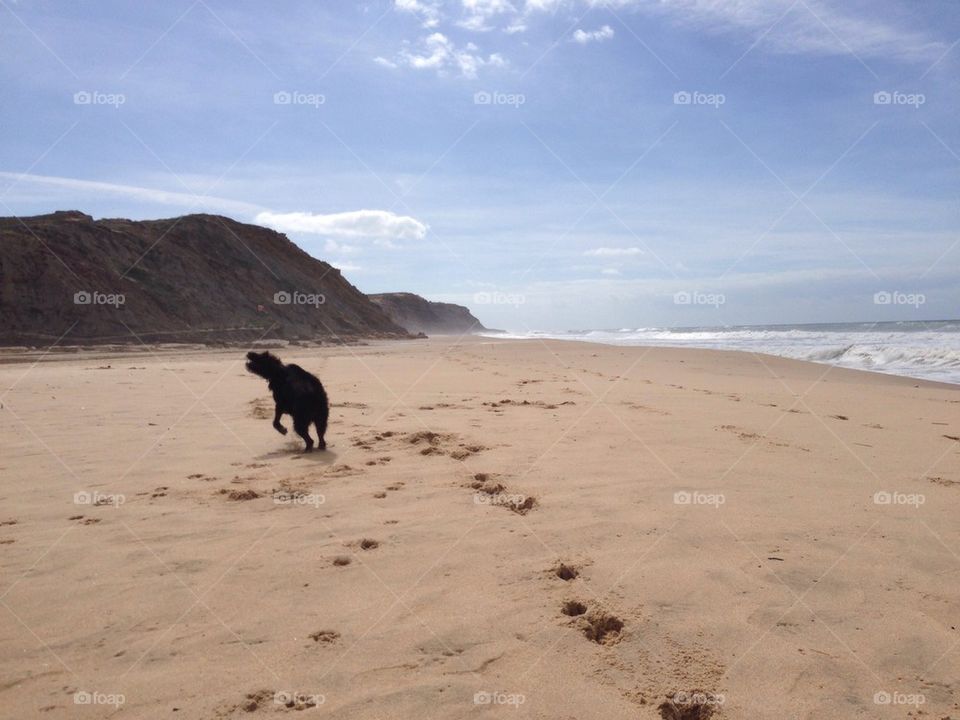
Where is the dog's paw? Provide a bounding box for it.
[274,424,288,435]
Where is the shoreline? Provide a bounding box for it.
[2,334,958,390]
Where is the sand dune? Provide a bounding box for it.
[1,337,958,718]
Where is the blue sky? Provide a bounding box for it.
[1,0,958,330]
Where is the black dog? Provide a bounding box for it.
[245,351,329,451]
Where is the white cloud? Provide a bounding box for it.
[585,247,643,256]
[458,0,516,31]
[373,56,398,69]
[392,0,943,63]
[255,209,429,242]
[572,24,614,44]
[390,32,507,77]
[395,0,442,28]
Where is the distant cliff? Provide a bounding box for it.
[0,211,409,345]
[368,292,487,335]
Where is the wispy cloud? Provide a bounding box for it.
[0,171,260,216]
[624,0,944,62]
[572,24,614,44]
[585,246,643,256]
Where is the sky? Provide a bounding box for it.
[1,0,958,331]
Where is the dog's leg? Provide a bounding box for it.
[272,405,288,435]
[293,417,314,452]
[314,407,328,451]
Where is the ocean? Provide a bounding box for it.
[483,320,960,385]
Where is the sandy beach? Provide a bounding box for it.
[1,336,959,719]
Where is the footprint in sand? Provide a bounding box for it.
[228,689,320,713]
[554,563,579,581]
[469,473,537,514]
[220,488,260,501]
[309,630,340,644]
[580,611,624,645]
[247,398,272,419]
[332,556,352,567]
[658,692,723,720]
[559,601,624,644]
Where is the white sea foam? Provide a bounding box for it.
[482,321,960,384]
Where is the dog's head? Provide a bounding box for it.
[245,350,284,380]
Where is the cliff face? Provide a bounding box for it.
[368,292,487,335]
[0,211,408,345]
